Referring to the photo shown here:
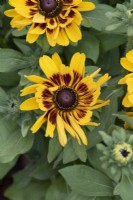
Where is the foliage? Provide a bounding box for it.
[1,1,133,200]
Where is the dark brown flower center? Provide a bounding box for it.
[53,87,78,111]
[38,0,63,17]
[120,149,130,158]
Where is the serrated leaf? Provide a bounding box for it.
[59,165,113,197]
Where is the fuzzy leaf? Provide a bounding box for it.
[59,165,113,197]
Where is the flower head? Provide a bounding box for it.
[97,126,133,179]
[20,52,110,146]
[118,50,133,107]
[113,143,133,164]
[5,0,95,46]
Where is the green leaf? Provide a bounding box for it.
[98,48,122,76]
[45,177,67,200]
[0,87,8,103]
[59,165,114,197]
[98,34,126,53]
[12,28,27,37]
[0,158,17,179]
[13,39,33,55]
[47,136,62,163]
[78,32,99,63]
[5,179,49,200]
[37,35,50,52]
[114,175,133,200]
[65,192,89,200]
[0,48,28,72]
[83,4,114,31]
[67,32,99,63]
[65,192,114,200]
[29,160,55,180]
[63,140,78,164]
[113,112,133,129]
[0,72,20,86]
[0,115,34,163]
[72,139,87,162]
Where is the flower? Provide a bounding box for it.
[113,143,133,164]
[20,52,110,146]
[118,50,133,107]
[5,0,95,46]
[97,126,133,179]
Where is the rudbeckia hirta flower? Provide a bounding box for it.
[5,0,95,46]
[20,52,110,146]
[97,127,133,180]
[113,143,133,165]
[118,50,133,107]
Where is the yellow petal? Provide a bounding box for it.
[69,115,88,145]
[46,28,57,47]
[128,93,133,105]
[126,50,133,64]
[70,52,86,77]
[89,99,110,110]
[4,9,17,17]
[56,28,69,46]
[26,33,39,43]
[63,113,81,144]
[90,68,101,78]
[24,75,46,83]
[96,73,111,87]
[45,109,57,137]
[77,2,96,11]
[72,9,82,25]
[65,23,82,42]
[122,93,133,107]
[31,113,47,133]
[120,58,133,72]
[126,78,133,93]
[28,23,46,34]
[20,97,39,110]
[52,53,63,68]
[11,0,32,18]
[57,114,67,146]
[33,13,45,23]
[87,121,100,126]
[39,55,59,78]
[20,84,40,96]
[74,109,92,125]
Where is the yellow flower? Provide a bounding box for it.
[20,52,110,146]
[5,0,95,46]
[113,143,133,164]
[119,50,133,107]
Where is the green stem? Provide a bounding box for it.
[126,36,133,53]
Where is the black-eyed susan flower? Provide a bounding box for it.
[97,126,133,179]
[113,143,133,165]
[118,50,133,107]
[20,52,110,146]
[5,0,95,46]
